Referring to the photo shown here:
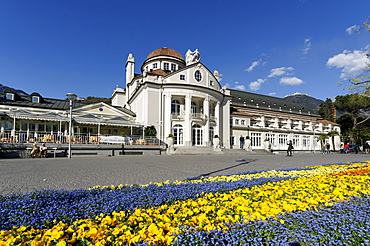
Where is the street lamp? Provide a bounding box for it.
[66,93,77,158]
[9,108,19,141]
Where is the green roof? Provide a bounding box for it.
[228,89,319,116]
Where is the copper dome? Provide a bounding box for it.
[146,47,184,61]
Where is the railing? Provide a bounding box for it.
[190,113,205,119]
[171,113,184,120]
[0,130,161,145]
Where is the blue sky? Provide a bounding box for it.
[0,0,369,101]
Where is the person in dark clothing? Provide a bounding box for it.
[354,144,359,154]
[239,135,245,149]
[287,140,293,157]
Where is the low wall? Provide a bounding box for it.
[0,143,165,158]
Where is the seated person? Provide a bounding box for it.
[343,143,349,153]
[30,144,39,158]
[39,143,48,158]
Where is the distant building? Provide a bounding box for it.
[0,89,142,144]
[112,47,341,150]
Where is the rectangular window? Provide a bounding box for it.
[210,81,214,86]
[251,133,261,147]
[163,63,169,70]
[303,136,310,148]
[241,120,245,125]
[153,63,157,69]
[6,93,14,100]
[171,64,176,71]
[5,121,12,130]
[46,124,52,132]
[278,134,288,148]
[32,96,40,103]
[293,135,300,148]
[38,123,45,132]
[265,133,275,145]
[180,75,185,80]
[235,119,239,125]
[29,123,35,131]
[21,122,28,131]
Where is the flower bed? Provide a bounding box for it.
[1,162,370,245]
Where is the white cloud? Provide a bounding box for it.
[326,47,370,79]
[268,67,294,77]
[249,78,266,91]
[302,38,312,55]
[279,77,304,85]
[269,92,276,96]
[245,60,261,72]
[346,25,360,35]
[218,73,223,82]
[232,81,246,90]
[235,85,246,90]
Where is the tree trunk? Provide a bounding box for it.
[331,136,335,151]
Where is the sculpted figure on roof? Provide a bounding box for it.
[185,49,200,65]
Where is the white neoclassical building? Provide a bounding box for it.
[112,47,341,151]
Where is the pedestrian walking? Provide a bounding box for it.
[326,142,330,154]
[287,140,293,157]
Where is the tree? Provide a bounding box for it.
[84,96,111,104]
[144,125,157,137]
[326,130,339,151]
[348,16,370,95]
[318,98,336,122]
[334,94,370,129]
[318,135,329,149]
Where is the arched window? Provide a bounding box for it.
[171,100,181,115]
[172,124,183,145]
[192,124,203,146]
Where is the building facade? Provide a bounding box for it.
[0,90,144,144]
[112,47,341,151]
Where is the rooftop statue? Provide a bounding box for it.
[186,49,200,65]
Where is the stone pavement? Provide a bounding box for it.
[0,152,369,195]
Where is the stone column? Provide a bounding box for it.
[215,101,220,137]
[203,98,210,146]
[184,95,192,146]
[163,93,172,138]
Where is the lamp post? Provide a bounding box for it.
[94,115,104,145]
[9,108,19,141]
[66,93,77,158]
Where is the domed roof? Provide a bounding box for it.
[146,47,184,61]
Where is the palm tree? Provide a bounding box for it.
[327,130,340,151]
[318,135,329,151]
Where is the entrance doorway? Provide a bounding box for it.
[192,124,203,146]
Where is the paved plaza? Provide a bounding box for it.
[0,152,369,195]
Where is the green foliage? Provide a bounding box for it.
[318,135,328,141]
[335,94,370,113]
[318,98,335,122]
[144,125,157,137]
[84,96,111,104]
[347,16,370,95]
[334,94,370,129]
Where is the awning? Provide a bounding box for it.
[72,114,142,127]
[6,110,142,127]
[7,110,69,122]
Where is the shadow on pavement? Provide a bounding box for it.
[199,158,257,177]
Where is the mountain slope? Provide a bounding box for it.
[0,84,28,95]
[284,92,324,113]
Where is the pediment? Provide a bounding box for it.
[165,63,222,91]
[73,102,134,119]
